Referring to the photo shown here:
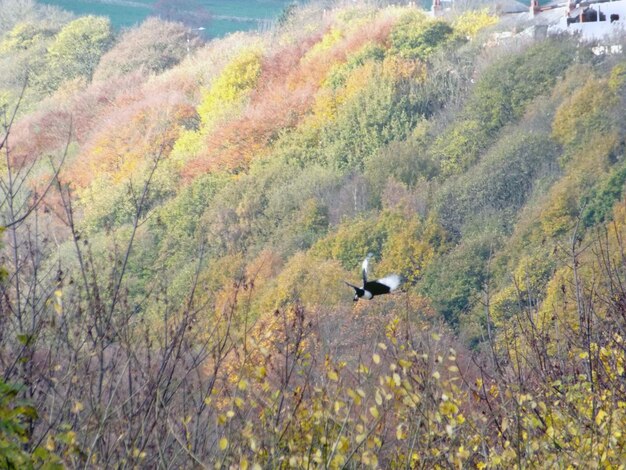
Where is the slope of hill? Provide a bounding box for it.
[2,0,626,467]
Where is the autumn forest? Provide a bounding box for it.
[2,0,626,467]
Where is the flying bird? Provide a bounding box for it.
[345,254,402,302]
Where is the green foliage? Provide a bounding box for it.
[0,379,62,469]
[470,40,574,135]
[420,234,493,326]
[78,176,139,231]
[325,42,386,90]
[552,77,617,154]
[452,9,498,39]
[197,49,262,118]
[489,249,556,324]
[434,39,574,175]
[38,15,113,91]
[364,128,438,206]
[151,172,229,270]
[0,19,62,108]
[311,215,389,271]
[436,131,560,236]
[262,164,339,254]
[389,12,453,60]
[199,159,340,260]
[158,173,228,245]
[432,119,487,176]
[608,62,626,91]
[321,62,418,170]
[582,160,626,228]
[256,252,347,310]
[311,210,444,283]
[0,21,56,53]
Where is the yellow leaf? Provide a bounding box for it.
[457,445,470,459]
[45,435,55,452]
[328,369,339,381]
[372,353,381,364]
[393,373,401,387]
[238,380,248,391]
[375,390,383,406]
[370,406,379,419]
[347,388,362,405]
[396,423,407,440]
[219,437,228,450]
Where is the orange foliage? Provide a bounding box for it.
[182,14,396,177]
[66,91,195,188]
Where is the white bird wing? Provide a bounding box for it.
[361,255,371,284]
[376,274,402,292]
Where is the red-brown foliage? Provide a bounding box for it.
[7,109,73,170]
[7,72,147,172]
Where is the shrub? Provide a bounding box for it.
[389,12,453,61]
[436,131,560,236]
[37,15,113,92]
[0,379,63,469]
[93,18,198,81]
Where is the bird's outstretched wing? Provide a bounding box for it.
[361,253,372,285]
[375,274,402,292]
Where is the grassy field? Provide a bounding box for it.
[39,0,295,37]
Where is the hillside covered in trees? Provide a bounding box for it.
[2,0,626,467]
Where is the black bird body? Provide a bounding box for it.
[345,255,401,301]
